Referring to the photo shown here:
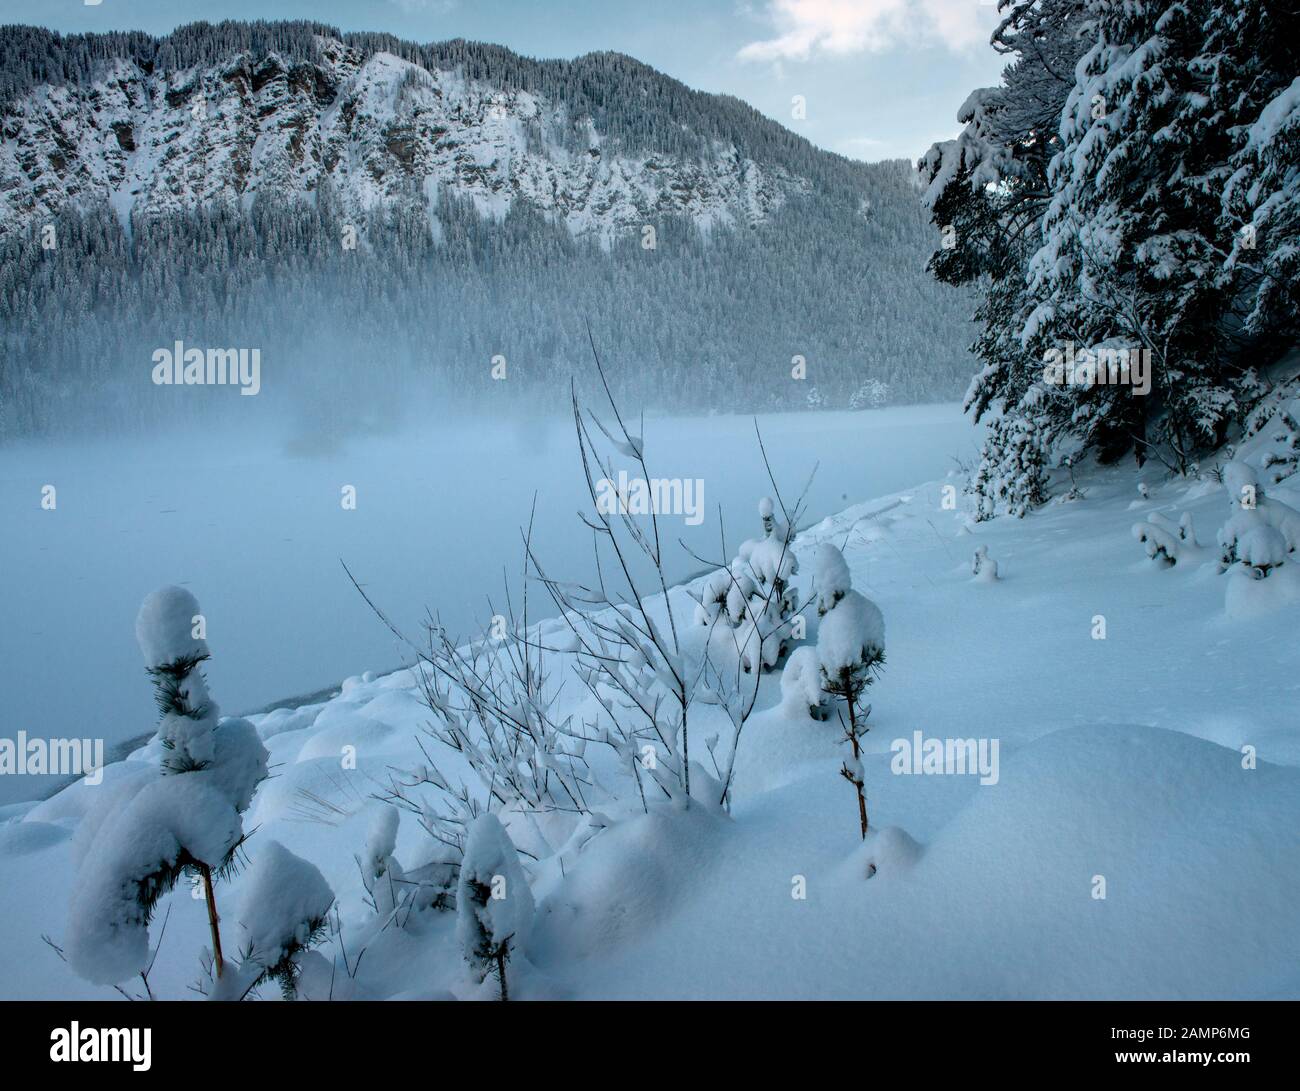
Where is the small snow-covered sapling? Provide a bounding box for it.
[65,775,244,987]
[136,585,217,774]
[133,586,266,980]
[1220,509,1289,578]
[1059,456,1085,502]
[727,499,801,668]
[817,584,886,840]
[1132,521,1179,567]
[694,567,732,628]
[360,805,406,918]
[234,840,334,999]
[1218,461,1300,571]
[1133,510,1198,567]
[456,814,534,1001]
[971,544,999,582]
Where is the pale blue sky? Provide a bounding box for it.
[5,0,1009,162]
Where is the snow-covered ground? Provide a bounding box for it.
[3,426,1298,1000]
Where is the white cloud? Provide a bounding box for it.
[388,0,458,13]
[837,135,885,154]
[738,0,990,61]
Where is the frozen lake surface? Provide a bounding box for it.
[0,403,978,803]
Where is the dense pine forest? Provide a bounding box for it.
[921,0,1300,516]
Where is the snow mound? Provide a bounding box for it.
[913,724,1300,998]
[835,825,924,881]
[532,809,722,964]
[0,820,68,858]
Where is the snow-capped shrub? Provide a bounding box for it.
[839,825,923,881]
[401,841,461,914]
[1220,491,1300,567]
[236,840,334,999]
[725,564,758,626]
[739,497,792,564]
[814,542,851,616]
[1239,524,1288,575]
[135,588,269,800]
[695,499,805,687]
[456,814,533,1000]
[737,612,782,674]
[66,776,243,985]
[1216,462,1300,576]
[780,646,829,721]
[1220,510,1288,578]
[758,495,793,544]
[736,505,799,666]
[694,568,732,627]
[1132,521,1180,567]
[360,805,405,918]
[748,535,797,596]
[1223,460,1260,510]
[971,544,1000,581]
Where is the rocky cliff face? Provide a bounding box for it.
[0,32,809,243]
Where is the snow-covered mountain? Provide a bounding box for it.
[0,22,976,439]
[0,27,814,244]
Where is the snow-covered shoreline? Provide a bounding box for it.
[4,450,1299,999]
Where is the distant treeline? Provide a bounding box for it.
[0,185,975,440]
